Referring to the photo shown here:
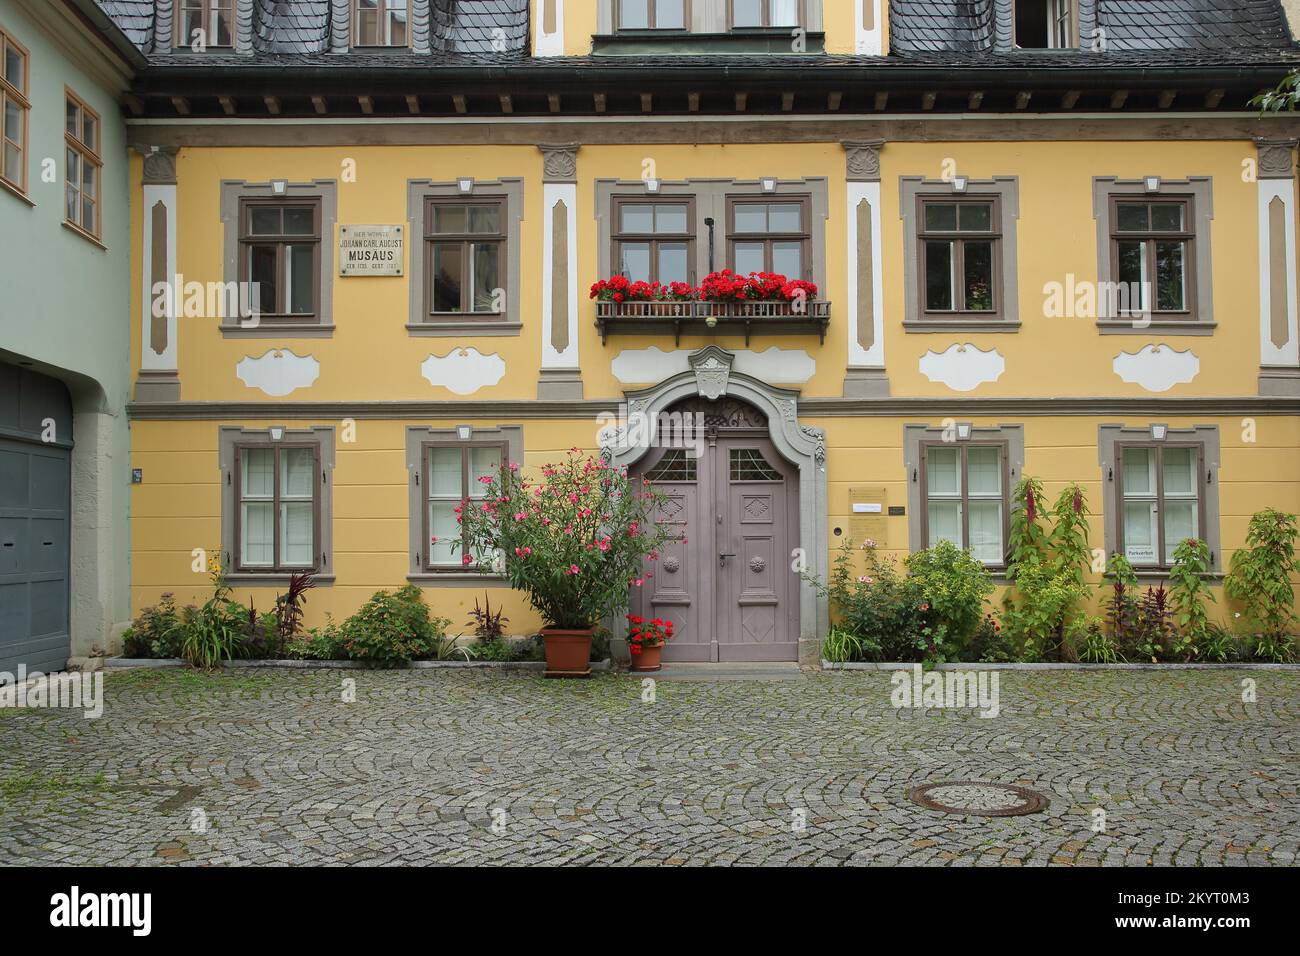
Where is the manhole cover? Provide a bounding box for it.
[909,781,1049,817]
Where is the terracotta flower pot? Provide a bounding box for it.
[540,627,593,678]
[630,642,663,672]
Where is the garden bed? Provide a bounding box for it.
[822,660,1300,671]
[105,657,612,672]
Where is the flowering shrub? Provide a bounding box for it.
[590,271,817,306]
[457,450,677,630]
[626,614,673,656]
[589,275,695,303]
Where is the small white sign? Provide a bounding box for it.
[852,503,883,514]
[339,224,404,276]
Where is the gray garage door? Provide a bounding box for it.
[0,366,72,679]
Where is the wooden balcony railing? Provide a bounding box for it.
[594,299,831,345]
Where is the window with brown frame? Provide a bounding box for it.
[1116,442,1205,569]
[235,442,321,572]
[424,440,505,568]
[239,198,322,320]
[727,196,809,279]
[1109,196,1195,317]
[918,196,1000,317]
[424,196,507,317]
[730,0,802,28]
[355,0,409,47]
[612,197,694,284]
[175,0,233,47]
[617,0,687,29]
[1,28,28,195]
[64,91,100,239]
[920,441,1009,567]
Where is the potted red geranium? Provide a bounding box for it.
[626,614,673,671]
[457,449,675,677]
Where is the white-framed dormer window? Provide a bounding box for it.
[1014,0,1072,49]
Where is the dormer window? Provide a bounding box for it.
[731,0,801,29]
[175,0,233,48]
[355,0,409,47]
[1014,0,1072,49]
[617,0,686,30]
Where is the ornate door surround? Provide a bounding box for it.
[601,346,829,664]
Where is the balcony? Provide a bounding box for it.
[594,299,831,345]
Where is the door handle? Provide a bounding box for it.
[718,552,736,566]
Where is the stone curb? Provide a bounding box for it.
[822,660,1300,671]
[104,657,611,672]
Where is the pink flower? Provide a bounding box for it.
[514,512,527,521]
[568,493,579,503]
[565,564,580,576]
[430,536,438,544]
[462,555,473,566]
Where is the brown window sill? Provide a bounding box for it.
[0,177,34,206]
[62,220,106,250]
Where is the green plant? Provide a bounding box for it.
[1048,484,1092,585]
[1005,475,1050,581]
[1252,70,1300,113]
[285,619,345,660]
[121,593,185,658]
[177,561,249,669]
[822,625,869,663]
[471,638,514,662]
[1224,508,1298,662]
[457,450,675,630]
[1001,561,1091,661]
[904,539,994,662]
[339,585,454,666]
[1167,537,1215,661]
[1199,623,1241,664]
[1069,614,1119,664]
[966,613,1018,663]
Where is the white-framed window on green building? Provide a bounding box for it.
[175,0,234,47]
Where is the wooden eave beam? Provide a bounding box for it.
[171,96,190,115]
[594,92,607,112]
[263,95,280,115]
[1110,89,1129,109]
[1157,89,1177,109]
[499,94,513,113]
[735,91,748,111]
[311,95,327,114]
[405,95,420,114]
[453,94,468,114]
[1015,90,1032,110]
[967,90,984,110]
[1204,88,1225,108]
[687,92,700,112]
[547,93,560,113]
[781,92,794,111]
[358,95,374,115]
[873,91,888,111]
[641,93,653,113]
[827,91,842,110]
[921,91,937,110]
[218,95,236,115]
[1060,90,1080,109]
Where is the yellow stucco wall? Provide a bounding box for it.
[132,139,1271,403]
[125,133,1300,634]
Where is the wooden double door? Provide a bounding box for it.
[631,430,799,662]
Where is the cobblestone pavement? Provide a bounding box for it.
[1,668,1297,866]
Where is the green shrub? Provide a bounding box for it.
[806,540,923,661]
[1069,615,1119,664]
[904,539,994,663]
[1167,537,1215,661]
[1224,508,1298,662]
[1199,623,1242,663]
[121,594,185,658]
[1001,478,1093,661]
[339,585,453,666]
[284,618,345,660]
[822,625,873,663]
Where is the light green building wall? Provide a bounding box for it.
[0,0,137,655]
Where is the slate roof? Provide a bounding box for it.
[890,0,1296,55]
[92,0,1300,103]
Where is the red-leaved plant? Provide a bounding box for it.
[456,450,677,630]
[625,614,673,656]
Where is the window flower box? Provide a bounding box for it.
[591,271,830,344]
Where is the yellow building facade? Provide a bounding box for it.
[115,0,1300,663]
